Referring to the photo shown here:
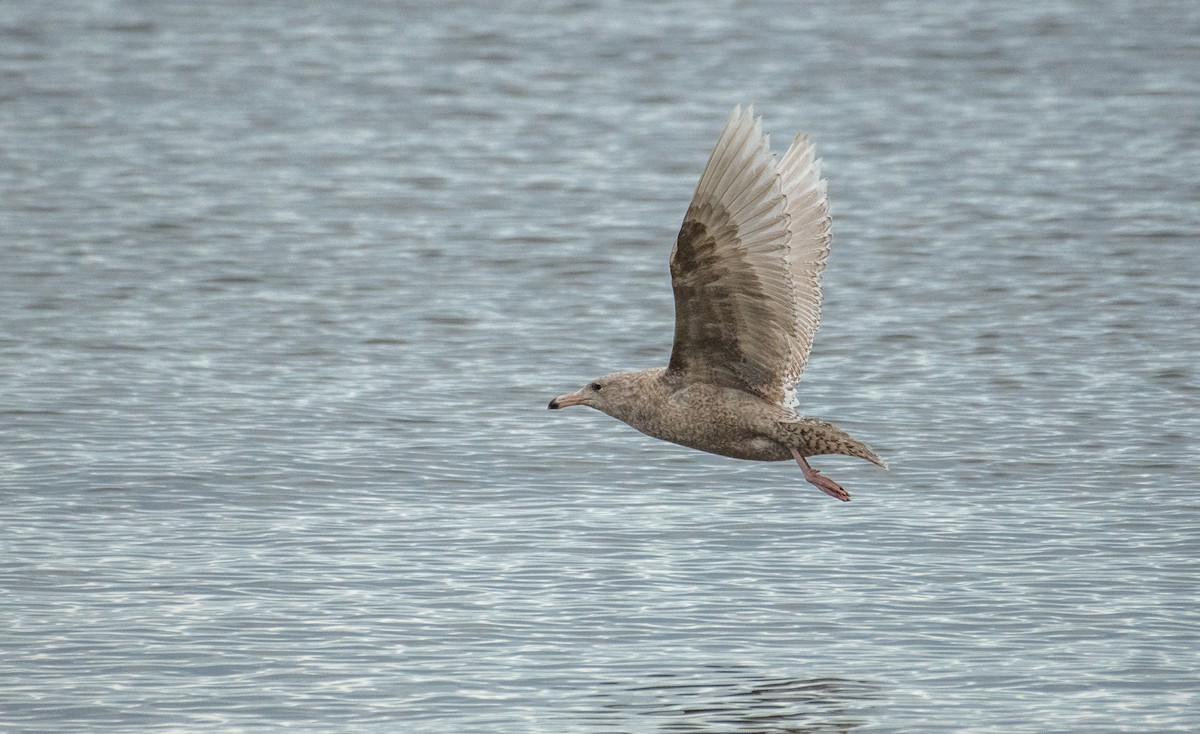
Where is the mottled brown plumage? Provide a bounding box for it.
[549,106,884,501]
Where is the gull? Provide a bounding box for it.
[549,106,884,501]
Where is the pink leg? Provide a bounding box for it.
[789,447,850,502]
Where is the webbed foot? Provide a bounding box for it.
[789,447,850,502]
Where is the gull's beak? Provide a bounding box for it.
[548,390,587,410]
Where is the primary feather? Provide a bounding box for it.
[667,105,832,408]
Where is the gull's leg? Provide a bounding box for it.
[789,447,850,502]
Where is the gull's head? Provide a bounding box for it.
[547,371,649,419]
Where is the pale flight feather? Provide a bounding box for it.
[667,105,832,408]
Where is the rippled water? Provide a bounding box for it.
[3,0,1198,731]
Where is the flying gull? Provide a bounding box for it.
[549,106,884,501]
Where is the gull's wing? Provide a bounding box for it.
[667,106,831,407]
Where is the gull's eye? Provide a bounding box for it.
[589,382,603,392]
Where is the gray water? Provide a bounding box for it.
[2,0,1198,731]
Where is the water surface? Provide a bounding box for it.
[2,0,1198,731]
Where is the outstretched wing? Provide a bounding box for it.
[667,106,831,406]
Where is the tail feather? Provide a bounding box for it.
[850,440,888,469]
[777,417,887,469]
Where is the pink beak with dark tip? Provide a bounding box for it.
[548,390,587,410]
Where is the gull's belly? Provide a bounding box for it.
[630,406,791,462]
[663,425,791,462]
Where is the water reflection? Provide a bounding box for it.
[591,666,880,732]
